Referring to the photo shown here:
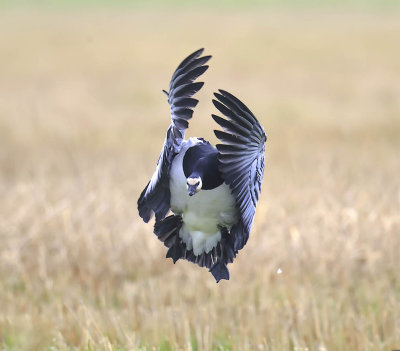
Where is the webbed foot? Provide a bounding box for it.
[209,259,230,283]
[166,239,184,263]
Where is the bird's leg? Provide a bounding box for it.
[209,227,230,282]
[166,234,184,264]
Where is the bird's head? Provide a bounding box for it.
[186,176,202,196]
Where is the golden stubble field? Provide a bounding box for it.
[0,6,399,351]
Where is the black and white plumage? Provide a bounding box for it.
[137,49,266,282]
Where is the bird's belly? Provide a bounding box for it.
[179,186,237,255]
[169,142,237,255]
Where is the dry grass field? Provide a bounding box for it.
[0,4,400,350]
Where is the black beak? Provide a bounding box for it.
[188,185,197,196]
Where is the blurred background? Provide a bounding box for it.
[0,0,399,350]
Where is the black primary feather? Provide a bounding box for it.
[137,49,211,223]
[212,89,266,251]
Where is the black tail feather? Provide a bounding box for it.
[153,216,237,282]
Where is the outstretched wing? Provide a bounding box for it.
[138,49,211,223]
[212,90,266,251]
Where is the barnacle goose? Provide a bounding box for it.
[138,49,266,282]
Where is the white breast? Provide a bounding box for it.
[169,138,237,255]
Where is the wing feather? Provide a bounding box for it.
[172,97,199,109]
[211,114,250,137]
[138,49,211,222]
[212,89,266,251]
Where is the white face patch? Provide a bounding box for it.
[186,177,202,193]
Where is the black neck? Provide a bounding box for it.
[183,143,223,190]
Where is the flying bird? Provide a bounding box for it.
[137,49,266,282]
